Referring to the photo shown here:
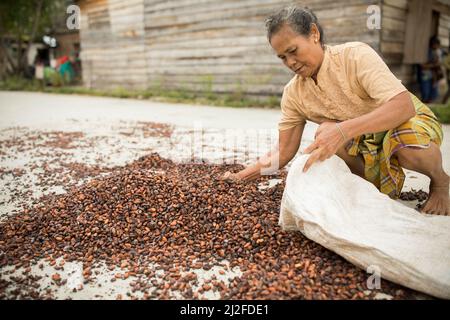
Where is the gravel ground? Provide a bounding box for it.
[0,91,449,300]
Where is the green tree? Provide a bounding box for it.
[0,0,68,76]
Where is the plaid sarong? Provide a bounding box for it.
[346,94,444,198]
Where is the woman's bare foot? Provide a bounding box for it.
[421,173,450,216]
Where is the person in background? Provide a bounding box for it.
[441,47,450,104]
[71,43,82,82]
[57,55,75,84]
[418,37,443,103]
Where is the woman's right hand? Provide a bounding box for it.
[219,125,304,183]
[220,171,242,182]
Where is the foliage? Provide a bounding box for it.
[430,105,450,124]
[0,0,69,75]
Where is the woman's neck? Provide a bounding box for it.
[311,48,325,85]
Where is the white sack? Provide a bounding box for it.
[279,155,450,299]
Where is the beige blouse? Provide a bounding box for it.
[278,42,408,130]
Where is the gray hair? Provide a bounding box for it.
[265,6,325,46]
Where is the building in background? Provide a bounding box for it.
[76,0,450,99]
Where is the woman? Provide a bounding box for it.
[223,6,449,216]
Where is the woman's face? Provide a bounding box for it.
[270,24,324,78]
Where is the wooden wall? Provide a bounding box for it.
[79,0,383,95]
[79,0,148,89]
[143,0,381,97]
[381,0,450,88]
[54,31,80,58]
[81,0,450,98]
[438,12,450,48]
[380,0,414,86]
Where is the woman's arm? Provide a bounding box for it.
[303,45,417,172]
[302,92,415,172]
[340,91,415,139]
[225,124,304,181]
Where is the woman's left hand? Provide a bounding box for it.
[302,121,346,172]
